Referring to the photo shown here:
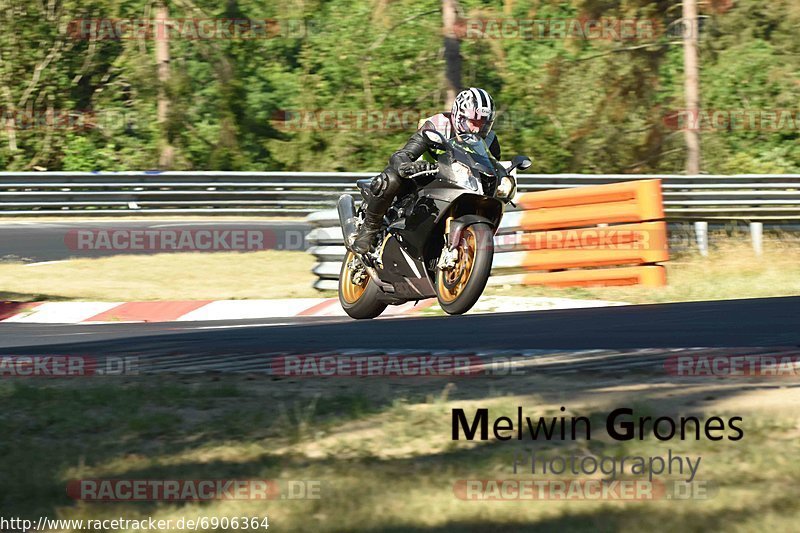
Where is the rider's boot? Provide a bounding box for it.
[352,208,384,254]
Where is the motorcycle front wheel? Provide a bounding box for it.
[339,250,388,319]
[435,222,493,315]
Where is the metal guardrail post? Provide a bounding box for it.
[694,221,709,257]
[751,222,763,256]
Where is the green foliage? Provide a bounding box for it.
[0,0,796,173]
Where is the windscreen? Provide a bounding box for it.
[448,133,496,175]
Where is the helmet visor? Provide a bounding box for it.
[462,105,495,134]
[466,117,487,133]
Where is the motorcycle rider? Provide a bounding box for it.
[352,87,500,253]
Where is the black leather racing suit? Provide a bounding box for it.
[363,112,501,229]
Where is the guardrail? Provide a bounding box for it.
[1,172,799,219]
[307,179,670,291]
[0,171,367,216]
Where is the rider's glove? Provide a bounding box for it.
[398,160,437,178]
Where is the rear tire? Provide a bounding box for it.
[339,251,388,319]
[435,223,493,315]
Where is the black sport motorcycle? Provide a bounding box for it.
[337,129,531,319]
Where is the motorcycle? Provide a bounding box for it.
[336,128,531,319]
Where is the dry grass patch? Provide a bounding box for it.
[0,250,327,301]
[487,237,800,304]
[3,374,800,531]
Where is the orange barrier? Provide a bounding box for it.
[521,221,667,250]
[517,179,664,230]
[520,266,667,288]
[514,180,668,287]
[520,221,668,270]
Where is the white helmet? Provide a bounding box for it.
[451,87,496,137]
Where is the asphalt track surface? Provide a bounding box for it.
[1,297,798,360]
[0,220,312,262]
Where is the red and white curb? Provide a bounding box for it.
[0,296,625,324]
[0,298,434,324]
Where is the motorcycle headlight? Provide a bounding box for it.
[496,175,517,201]
[451,162,479,192]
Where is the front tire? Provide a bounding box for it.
[339,251,387,319]
[435,222,493,315]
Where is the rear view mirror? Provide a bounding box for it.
[510,155,532,172]
[422,129,446,151]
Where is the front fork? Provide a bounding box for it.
[437,216,459,271]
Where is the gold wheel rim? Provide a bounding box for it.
[341,251,368,304]
[437,226,477,303]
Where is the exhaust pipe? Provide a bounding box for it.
[337,194,358,250]
[337,194,394,293]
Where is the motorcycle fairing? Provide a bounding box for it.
[374,235,436,300]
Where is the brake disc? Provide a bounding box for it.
[441,243,466,290]
[349,258,367,285]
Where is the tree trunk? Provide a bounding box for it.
[156,1,174,168]
[1,85,17,152]
[683,0,701,175]
[442,0,462,106]
[4,112,16,153]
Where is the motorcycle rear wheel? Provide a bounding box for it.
[339,250,388,319]
[435,222,493,315]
